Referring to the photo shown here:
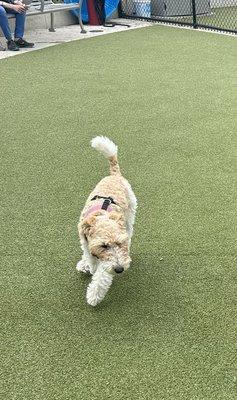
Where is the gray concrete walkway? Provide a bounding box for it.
[0,18,152,60]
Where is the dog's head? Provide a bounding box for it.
[79,211,131,274]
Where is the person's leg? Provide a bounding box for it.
[4,9,34,48]
[0,7,19,50]
[0,6,13,40]
[13,9,34,47]
[14,9,26,39]
[4,8,26,39]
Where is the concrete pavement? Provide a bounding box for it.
[0,18,153,60]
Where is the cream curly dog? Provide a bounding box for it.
[76,136,137,306]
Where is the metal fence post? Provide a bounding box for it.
[118,0,122,18]
[191,0,197,29]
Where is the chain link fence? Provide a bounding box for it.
[119,0,237,34]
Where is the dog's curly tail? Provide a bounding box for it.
[91,136,121,176]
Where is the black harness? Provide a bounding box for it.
[91,195,117,211]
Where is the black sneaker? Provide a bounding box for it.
[14,38,34,48]
[7,40,19,51]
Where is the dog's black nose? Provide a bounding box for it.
[114,266,124,274]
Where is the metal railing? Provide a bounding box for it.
[119,0,237,34]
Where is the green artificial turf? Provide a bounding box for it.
[160,7,237,31]
[1,26,236,400]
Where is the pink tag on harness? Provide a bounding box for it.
[84,204,113,218]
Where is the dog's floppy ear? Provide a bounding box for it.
[79,215,97,239]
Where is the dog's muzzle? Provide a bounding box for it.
[114,266,124,274]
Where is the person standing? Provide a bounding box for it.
[0,0,34,51]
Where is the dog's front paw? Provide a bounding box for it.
[76,259,90,274]
[86,271,113,306]
[87,296,100,307]
[86,283,101,306]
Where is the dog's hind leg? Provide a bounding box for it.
[86,266,113,306]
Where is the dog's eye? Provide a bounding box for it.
[101,244,109,249]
